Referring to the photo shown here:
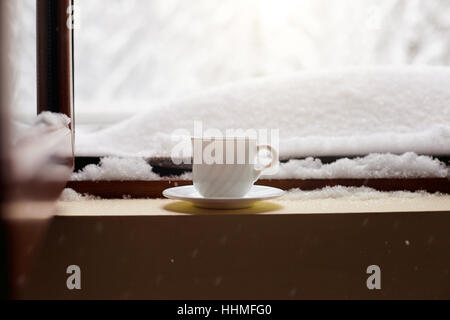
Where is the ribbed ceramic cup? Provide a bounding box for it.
[192,137,278,198]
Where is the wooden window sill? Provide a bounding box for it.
[21,204,450,299]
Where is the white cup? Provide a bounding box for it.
[192,137,278,198]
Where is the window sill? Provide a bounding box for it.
[55,194,450,216]
[21,205,450,299]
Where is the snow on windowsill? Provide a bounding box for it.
[282,186,443,201]
[75,67,450,158]
[10,111,71,146]
[59,185,445,202]
[70,152,448,182]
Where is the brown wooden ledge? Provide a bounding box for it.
[22,210,450,299]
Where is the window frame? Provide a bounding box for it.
[1,0,74,299]
[35,0,450,198]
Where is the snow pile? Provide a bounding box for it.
[10,112,71,146]
[34,111,71,128]
[60,185,441,201]
[76,67,450,158]
[281,186,440,201]
[71,153,448,181]
[71,157,192,181]
[266,153,449,179]
[71,157,161,181]
[59,188,99,201]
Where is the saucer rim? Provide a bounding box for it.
[162,185,285,202]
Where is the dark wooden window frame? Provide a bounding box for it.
[0,0,74,299]
[37,0,74,122]
[27,0,450,199]
[31,0,450,198]
[60,4,449,197]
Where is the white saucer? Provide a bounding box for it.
[162,185,285,209]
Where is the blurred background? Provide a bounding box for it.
[8,0,450,126]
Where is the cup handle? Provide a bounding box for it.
[253,144,278,181]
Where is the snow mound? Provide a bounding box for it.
[282,186,440,201]
[75,67,450,158]
[71,157,192,181]
[266,153,449,179]
[71,153,448,181]
[59,188,99,201]
[35,111,71,128]
[10,112,71,146]
[71,157,161,181]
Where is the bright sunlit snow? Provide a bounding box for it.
[281,186,442,201]
[268,153,448,179]
[75,67,450,158]
[59,188,99,201]
[71,153,448,181]
[59,185,443,201]
[71,157,192,181]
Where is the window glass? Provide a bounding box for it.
[8,0,36,123]
[75,0,450,119]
